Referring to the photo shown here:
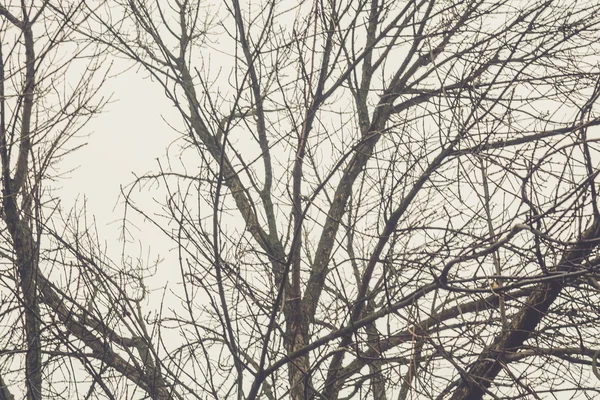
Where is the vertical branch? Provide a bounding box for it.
[16,7,40,397]
[0,4,41,399]
[13,4,33,191]
[230,0,279,246]
[0,24,7,172]
[355,0,380,131]
[346,202,388,400]
[227,4,290,393]
[212,121,245,399]
[287,2,322,397]
[0,34,15,400]
[479,159,506,326]
[397,336,424,400]
[578,75,600,220]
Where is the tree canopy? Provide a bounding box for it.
[2,0,600,399]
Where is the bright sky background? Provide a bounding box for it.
[61,64,180,292]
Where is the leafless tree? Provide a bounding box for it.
[4,0,600,399]
[0,2,178,399]
[0,2,108,398]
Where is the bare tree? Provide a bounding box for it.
[4,0,600,399]
[90,0,600,399]
[0,2,178,399]
[89,0,600,398]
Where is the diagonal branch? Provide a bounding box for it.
[450,217,600,400]
[37,271,176,400]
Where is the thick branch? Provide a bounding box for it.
[450,218,600,400]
